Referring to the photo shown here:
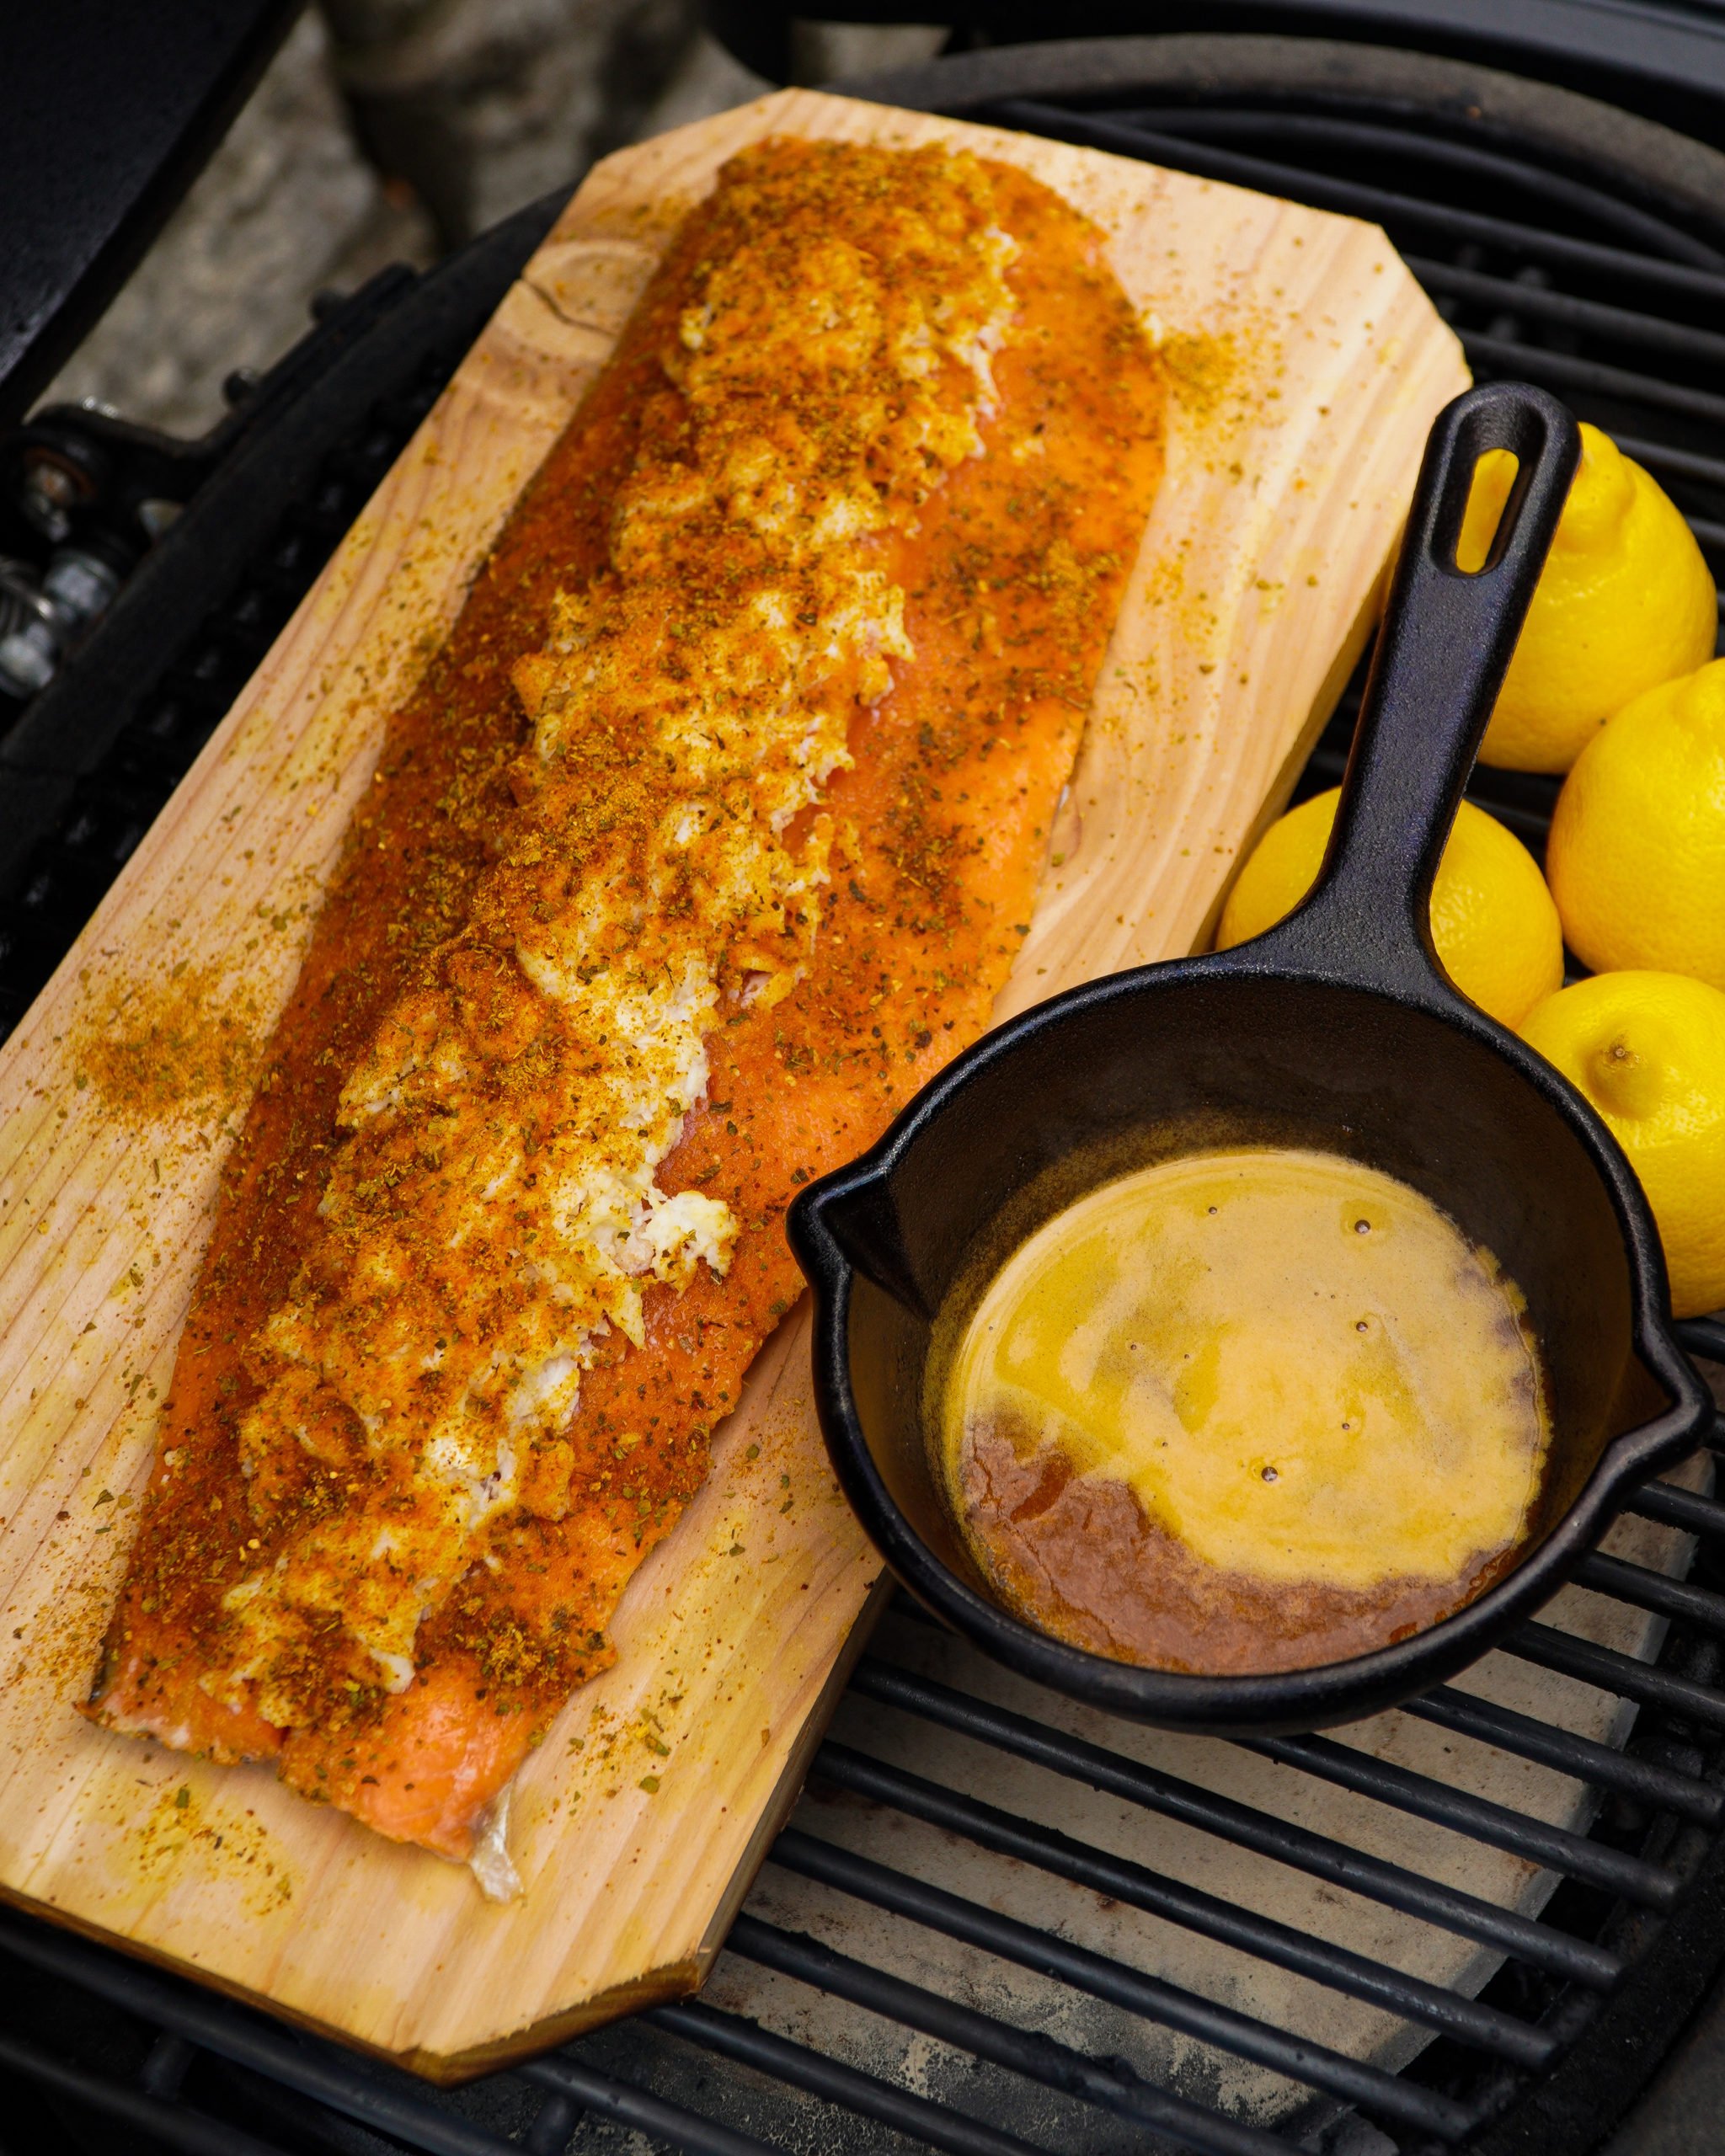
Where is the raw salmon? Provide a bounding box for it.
[88,136,1165,1880]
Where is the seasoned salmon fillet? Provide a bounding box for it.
[88,136,1166,1880]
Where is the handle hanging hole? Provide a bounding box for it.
[1455,448,1522,574]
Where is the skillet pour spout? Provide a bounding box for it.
[789,381,1715,1736]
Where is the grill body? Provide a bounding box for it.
[3,34,1725,2156]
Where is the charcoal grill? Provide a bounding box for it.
[4,29,1725,2156]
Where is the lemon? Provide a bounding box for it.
[1459,424,1715,774]
[1546,656,1725,992]
[1520,971,1725,1317]
[1218,787,1563,1027]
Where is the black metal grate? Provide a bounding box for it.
[5,40,1725,2156]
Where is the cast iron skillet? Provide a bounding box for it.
[788,379,1715,1737]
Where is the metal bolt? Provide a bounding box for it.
[0,621,57,698]
[41,547,120,622]
[19,457,81,543]
[0,547,120,700]
[0,558,51,636]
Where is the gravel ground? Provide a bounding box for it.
[40,8,944,440]
[44,13,441,438]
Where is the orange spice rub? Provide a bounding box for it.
[88,137,1165,1873]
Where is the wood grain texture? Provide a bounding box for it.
[0,90,1466,2076]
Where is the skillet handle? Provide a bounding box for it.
[1259,381,1579,998]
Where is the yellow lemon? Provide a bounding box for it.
[1546,656,1725,992]
[1217,787,1563,1027]
[1459,423,1715,774]
[1519,971,1725,1317]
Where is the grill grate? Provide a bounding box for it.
[4,43,1725,2156]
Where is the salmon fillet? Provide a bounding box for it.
[88,136,1166,1879]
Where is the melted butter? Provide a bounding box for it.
[939,1148,1548,1596]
